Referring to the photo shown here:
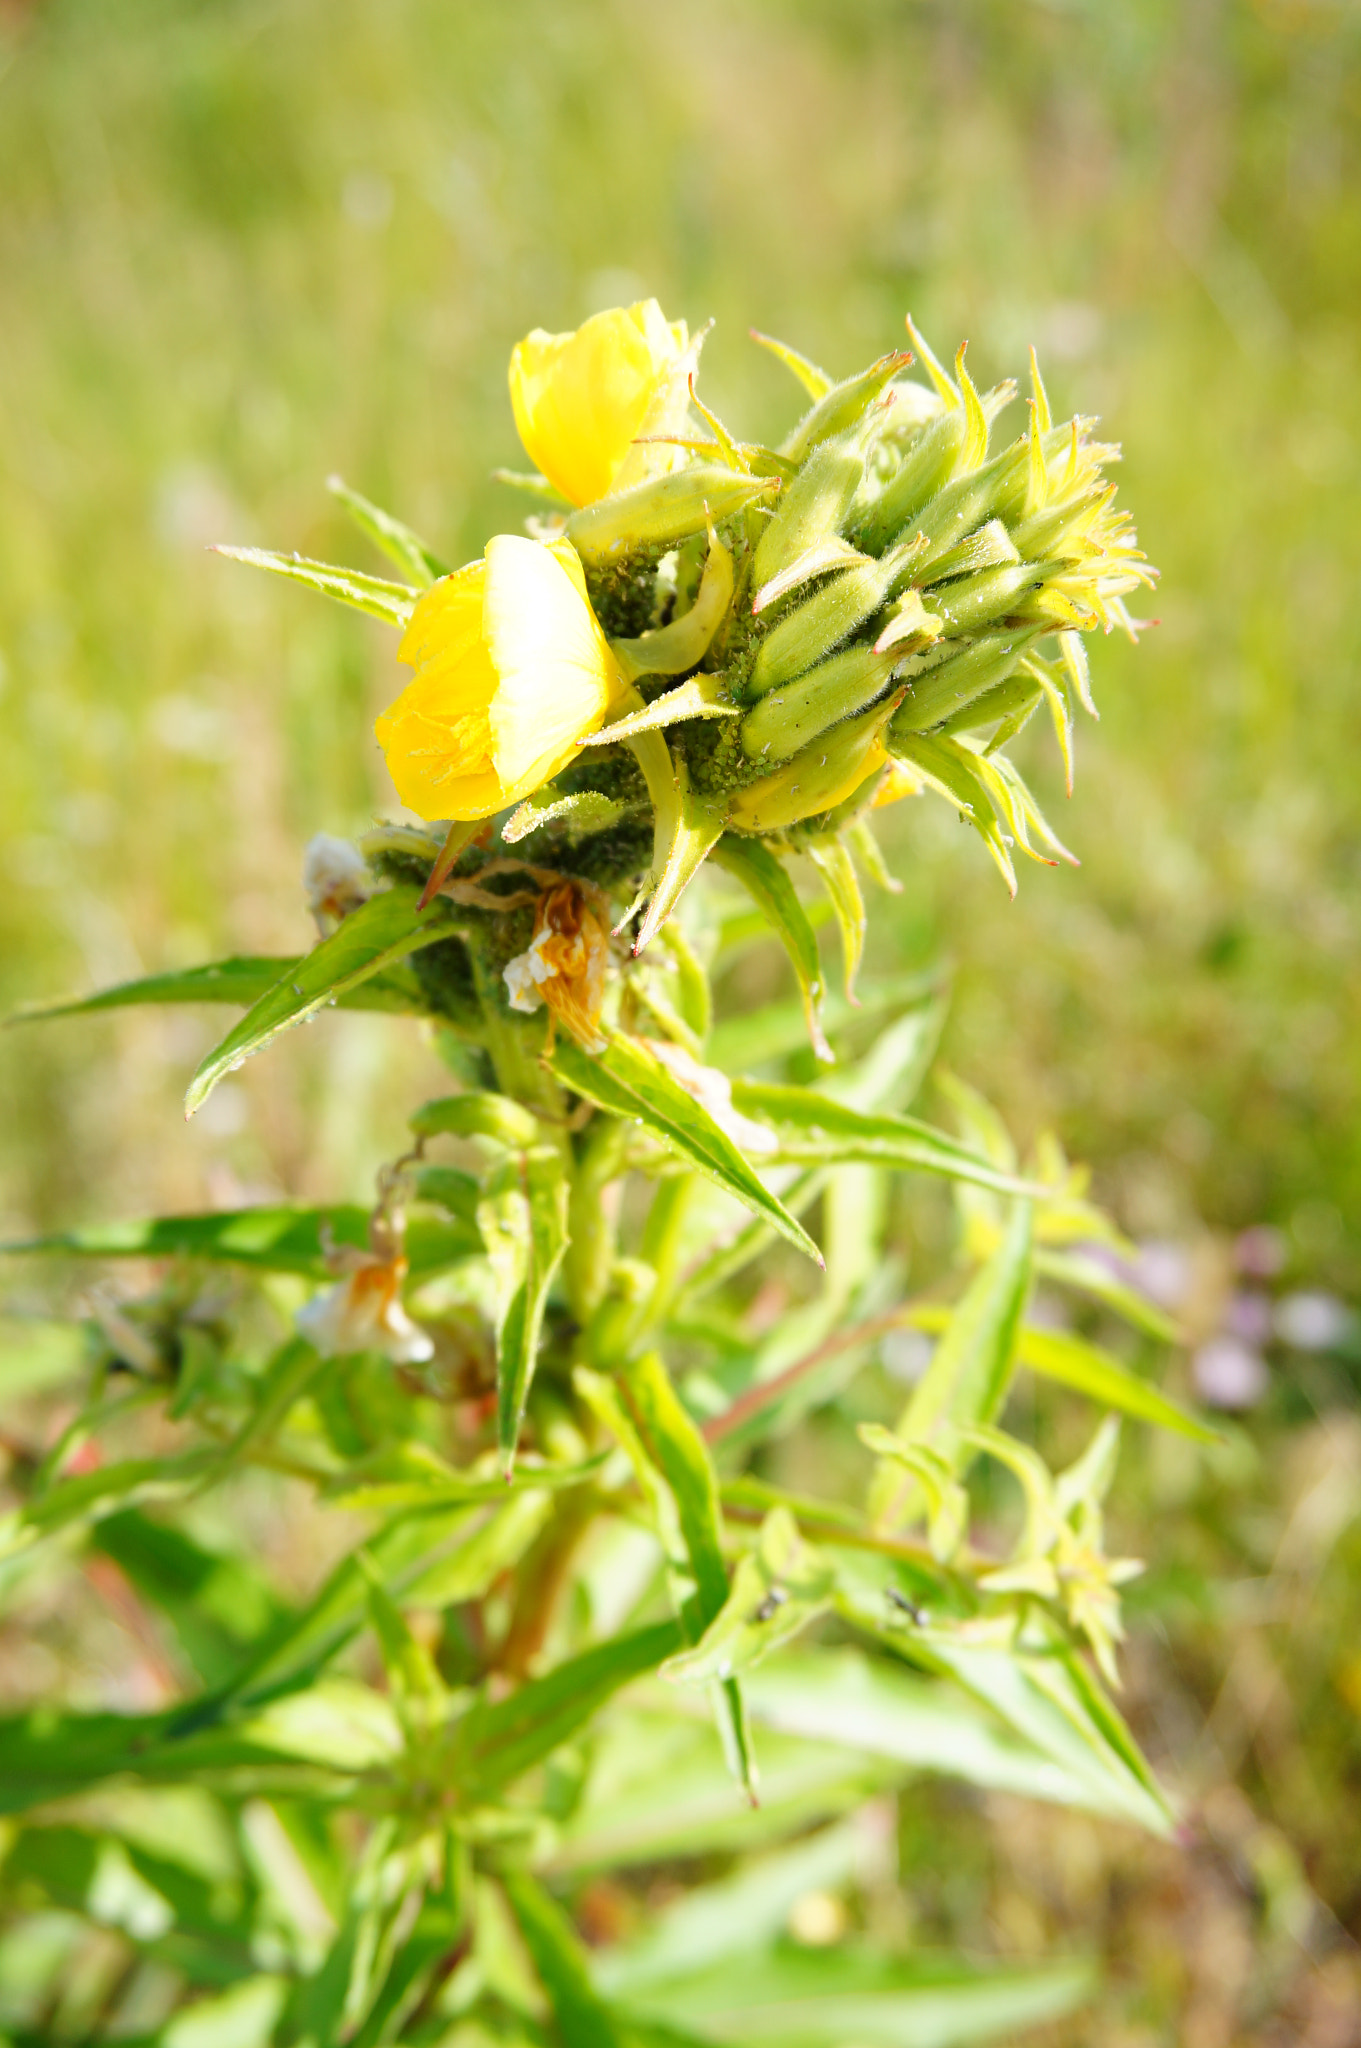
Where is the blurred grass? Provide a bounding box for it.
[2,6,1361,2041]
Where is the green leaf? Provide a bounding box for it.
[2,1448,222,1557]
[740,1646,1150,1817]
[710,836,832,1061]
[361,1560,447,1723]
[889,730,1018,895]
[502,1873,632,2048]
[661,1508,835,1685]
[749,328,834,402]
[619,1351,758,1801]
[550,1033,822,1268]
[321,1443,606,1513]
[869,1203,1032,1528]
[553,1705,896,1871]
[596,1822,862,1996]
[477,1145,570,1473]
[727,1081,1040,1199]
[906,1311,1215,1442]
[228,1502,542,1705]
[620,1355,728,1626]
[326,473,448,584]
[2,1204,477,1281]
[617,1942,1094,2048]
[899,1202,1033,1442]
[410,1088,543,1147]
[1034,1246,1180,1342]
[802,835,866,1003]
[7,956,429,1026]
[185,888,468,1116]
[92,1510,288,1687]
[213,544,416,626]
[450,1621,684,1801]
[836,1579,1173,1836]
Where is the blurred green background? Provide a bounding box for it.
[2,2,1360,2040]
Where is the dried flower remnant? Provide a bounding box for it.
[503,881,610,1051]
[302,833,371,932]
[296,1247,433,1366]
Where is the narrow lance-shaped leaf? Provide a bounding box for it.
[615,1939,1096,2046]
[326,474,448,584]
[802,834,867,1002]
[549,1032,822,1268]
[710,835,832,1061]
[869,1201,1032,1528]
[449,1620,684,1802]
[749,327,834,402]
[186,887,468,1116]
[1035,1245,1180,1342]
[477,1143,570,1474]
[2,1204,478,1281]
[905,1307,1216,1443]
[502,1872,632,2048]
[621,1351,758,1800]
[728,1079,1041,1199]
[214,544,417,626]
[7,956,429,1026]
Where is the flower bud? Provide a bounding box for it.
[852,405,968,555]
[740,641,900,763]
[728,691,902,833]
[889,630,1041,738]
[781,350,910,465]
[749,535,921,696]
[751,434,865,590]
[565,466,776,565]
[508,299,689,507]
[929,561,1051,638]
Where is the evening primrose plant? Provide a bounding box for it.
[0,301,1200,2048]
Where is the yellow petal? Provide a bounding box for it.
[481,534,625,801]
[508,300,688,507]
[377,564,504,820]
[374,539,628,823]
[872,760,925,808]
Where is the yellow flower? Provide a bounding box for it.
[509,300,689,507]
[375,535,629,822]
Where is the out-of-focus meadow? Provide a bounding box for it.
[2,1,1360,2041]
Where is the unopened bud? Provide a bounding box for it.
[728,690,903,833]
[750,535,921,695]
[852,405,967,555]
[930,561,1050,638]
[874,590,942,656]
[565,465,776,565]
[889,629,1041,738]
[741,641,900,763]
[781,350,911,465]
[752,434,865,589]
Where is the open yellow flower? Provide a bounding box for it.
[375,535,630,822]
[509,300,689,507]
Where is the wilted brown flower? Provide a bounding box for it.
[503,880,609,1050]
